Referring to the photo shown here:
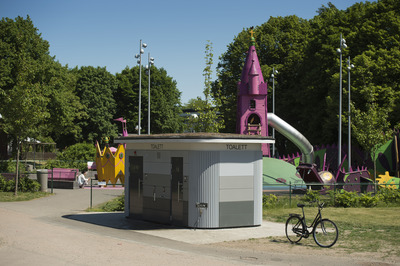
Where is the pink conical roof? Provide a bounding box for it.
[240,45,264,85]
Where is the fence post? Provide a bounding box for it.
[90,178,93,209]
[51,168,53,194]
[289,181,292,208]
[333,182,336,206]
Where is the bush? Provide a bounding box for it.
[45,143,96,170]
[263,194,278,208]
[0,159,26,173]
[303,189,321,203]
[0,175,41,192]
[334,191,359,207]
[359,192,378,207]
[0,175,15,192]
[98,194,124,211]
[377,187,400,204]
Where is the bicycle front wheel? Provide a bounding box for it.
[285,216,304,243]
[313,219,338,248]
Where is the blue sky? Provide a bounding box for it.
[1,0,364,104]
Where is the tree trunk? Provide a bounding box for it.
[14,139,20,196]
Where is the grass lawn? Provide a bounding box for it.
[264,206,400,256]
[0,191,51,202]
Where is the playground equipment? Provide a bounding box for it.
[268,113,314,164]
[236,31,398,193]
[377,171,400,189]
[236,29,314,163]
[95,118,127,186]
[374,131,400,178]
[95,143,125,186]
[296,161,374,193]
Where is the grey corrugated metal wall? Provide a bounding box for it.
[188,151,220,228]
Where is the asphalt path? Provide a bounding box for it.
[0,188,390,265]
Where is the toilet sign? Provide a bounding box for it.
[226,144,247,150]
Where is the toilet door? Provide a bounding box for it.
[129,156,143,218]
[171,157,185,225]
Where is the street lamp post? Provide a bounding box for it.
[337,34,347,167]
[146,53,155,135]
[271,67,278,157]
[135,40,147,135]
[347,56,355,171]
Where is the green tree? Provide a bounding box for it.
[73,66,118,142]
[40,59,85,148]
[115,65,183,134]
[188,41,224,133]
[0,16,52,195]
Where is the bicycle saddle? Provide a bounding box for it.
[297,203,305,208]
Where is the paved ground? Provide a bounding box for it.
[0,188,395,265]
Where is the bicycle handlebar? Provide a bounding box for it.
[309,200,324,209]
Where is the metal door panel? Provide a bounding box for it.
[171,157,187,226]
[129,156,143,218]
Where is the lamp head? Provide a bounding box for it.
[142,43,147,48]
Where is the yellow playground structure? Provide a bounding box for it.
[95,141,125,186]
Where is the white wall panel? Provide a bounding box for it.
[220,175,253,189]
[220,188,254,202]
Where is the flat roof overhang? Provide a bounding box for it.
[115,133,275,144]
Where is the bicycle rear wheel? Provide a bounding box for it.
[313,219,338,248]
[285,216,304,243]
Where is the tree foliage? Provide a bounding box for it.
[188,41,224,132]
[115,66,183,134]
[0,16,53,194]
[0,16,50,140]
[73,66,118,142]
[0,16,85,151]
[41,60,84,148]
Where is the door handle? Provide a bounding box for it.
[138,179,141,197]
[177,181,182,202]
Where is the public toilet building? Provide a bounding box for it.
[115,133,274,228]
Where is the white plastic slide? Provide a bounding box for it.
[268,113,314,164]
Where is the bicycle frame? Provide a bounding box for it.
[307,206,322,230]
[297,203,323,236]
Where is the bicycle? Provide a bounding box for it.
[285,201,338,248]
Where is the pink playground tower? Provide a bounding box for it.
[236,29,270,156]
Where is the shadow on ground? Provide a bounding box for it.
[62,212,181,231]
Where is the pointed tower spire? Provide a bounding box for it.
[236,27,269,156]
[248,59,259,94]
[239,27,265,95]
